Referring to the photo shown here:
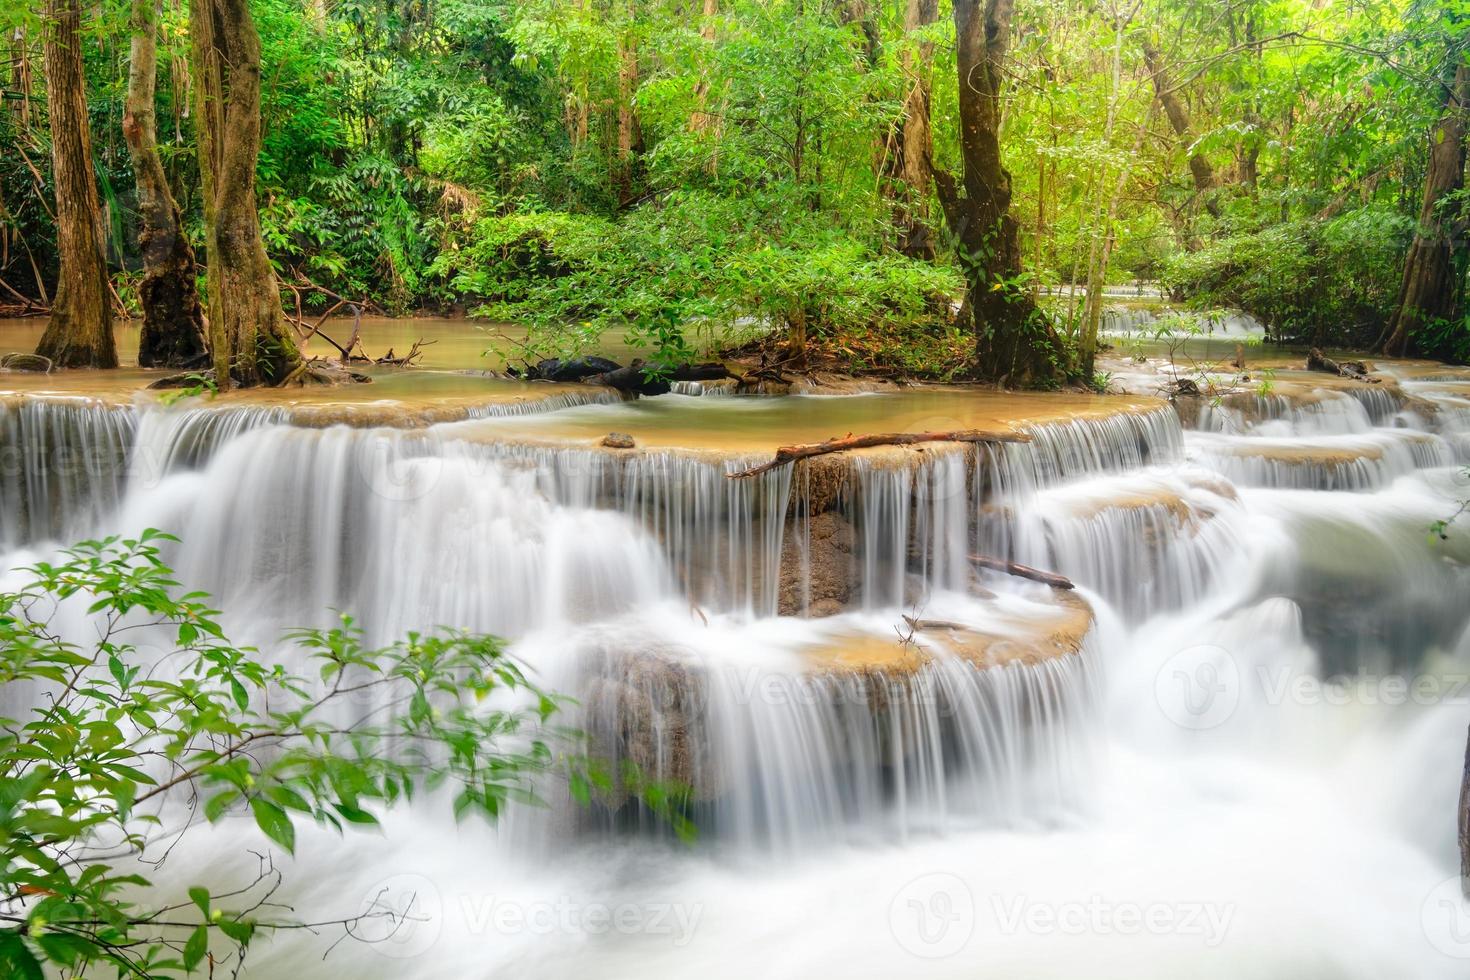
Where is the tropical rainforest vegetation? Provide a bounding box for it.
[0,0,1466,378]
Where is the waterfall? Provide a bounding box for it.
[4,375,1470,978]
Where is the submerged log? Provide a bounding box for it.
[727,429,1031,479]
[969,554,1074,590]
[1307,348,1378,383]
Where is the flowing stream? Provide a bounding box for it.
[3,347,1470,977]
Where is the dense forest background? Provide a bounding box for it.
[2,0,1468,379]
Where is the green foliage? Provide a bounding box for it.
[1161,206,1415,347]
[7,0,1470,367]
[0,531,689,976]
[433,190,963,372]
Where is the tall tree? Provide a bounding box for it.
[125,0,208,368]
[1141,39,1220,221]
[889,0,938,259]
[614,0,643,204]
[190,0,305,388]
[1381,56,1469,357]
[933,0,1061,383]
[34,0,118,368]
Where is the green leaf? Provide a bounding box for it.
[0,931,44,980]
[189,886,211,917]
[204,789,241,822]
[217,919,256,945]
[250,798,296,853]
[183,924,208,970]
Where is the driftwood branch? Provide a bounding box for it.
[376,338,435,367]
[727,429,1032,479]
[969,554,1075,590]
[1308,348,1378,383]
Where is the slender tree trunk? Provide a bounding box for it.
[1460,722,1470,898]
[689,0,719,132]
[891,0,938,260]
[126,0,208,368]
[1078,7,1136,376]
[190,0,304,388]
[615,0,642,205]
[1381,61,1470,358]
[35,0,118,368]
[933,0,1060,384]
[1141,39,1220,220]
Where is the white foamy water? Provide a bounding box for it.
[3,387,1469,977]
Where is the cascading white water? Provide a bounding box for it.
[4,380,1469,977]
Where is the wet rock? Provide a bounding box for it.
[601,432,636,449]
[531,356,623,382]
[0,352,52,373]
[778,511,856,616]
[594,362,671,396]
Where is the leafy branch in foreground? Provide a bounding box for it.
[0,530,690,978]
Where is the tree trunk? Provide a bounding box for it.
[615,0,642,205]
[933,0,1060,385]
[126,0,208,368]
[689,0,719,133]
[1381,61,1470,358]
[35,0,118,369]
[190,0,304,388]
[1461,722,1470,898]
[891,0,938,260]
[1141,40,1220,220]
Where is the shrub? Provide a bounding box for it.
[1161,206,1413,349]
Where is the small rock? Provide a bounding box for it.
[601,432,636,449]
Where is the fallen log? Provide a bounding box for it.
[727,429,1031,479]
[1308,348,1378,383]
[969,554,1074,590]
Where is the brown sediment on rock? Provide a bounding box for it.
[0,374,617,429]
[1215,441,1386,466]
[799,590,1094,681]
[583,589,1094,802]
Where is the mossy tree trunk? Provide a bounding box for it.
[35,0,118,369]
[125,0,208,368]
[190,0,304,389]
[1381,59,1469,358]
[933,0,1060,385]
